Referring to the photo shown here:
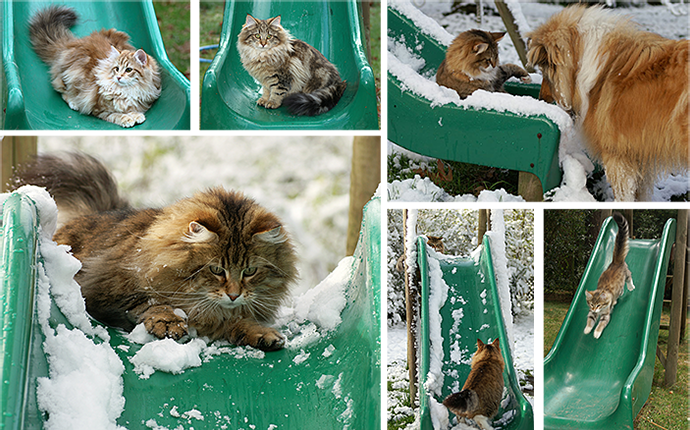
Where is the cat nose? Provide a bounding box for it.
[228,293,240,301]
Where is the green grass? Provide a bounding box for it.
[153,0,190,79]
[544,300,689,430]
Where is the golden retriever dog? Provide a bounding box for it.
[527,5,689,201]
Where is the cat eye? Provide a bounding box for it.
[242,267,257,278]
[254,34,261,39]
[125,67,132,73]
[209,265,225,276]
[113,66,119,72]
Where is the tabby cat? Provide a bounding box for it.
[29,6,161,128]
[11,153,297,351]
[443,338,505,430]
[237,14,347,116]
[436,30,531,99]
[584,212,634,339]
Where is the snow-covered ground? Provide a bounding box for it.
[388,0,690,202]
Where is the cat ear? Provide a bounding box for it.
[134,49,148,66]
[491,338,501,350]
[110,45,120,57]
[268,15,281,28]
[585,290,593,299]
[473,42,489,54]
[254,226,288,244]
[490,32,506,42]
[183,221,218,243]
[476,338,485,349]
[245,14,259,28]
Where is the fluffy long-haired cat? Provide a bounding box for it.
[11,153,297,351]
[237,14,347,116]
[29,6,161,128]
[527,5,689,201]
[436,30,531,99]
[584,212,634,339]
[443,338,505,430]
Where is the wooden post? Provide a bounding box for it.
[403,210,418,404]
[346,136,380,256]
[665,209,688,386]
[517,171,543,202]
[1,136,38,192]
[494,1,535,72]
[478,209,490,244]
[360,0,372,62]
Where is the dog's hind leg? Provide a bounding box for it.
[605,159,638,202]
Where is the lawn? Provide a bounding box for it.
[544,300,689,430]
[153,0,190,79]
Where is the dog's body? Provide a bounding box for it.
[528,5,689,201]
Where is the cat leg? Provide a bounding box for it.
[473,415,494,430]
[225,317,285,351]
[584,311,597,335]
[97,111,143,128]
[258,73,291,109]
[138,304,188,340]
[625,266,635,291]
[593,313,611,339]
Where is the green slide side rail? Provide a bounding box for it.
[200,0,378,130]
[544,216,676,430]
[0,193,380,430]
[387,7,561,194]
[1,0,190,130]
[0,194,45,430]
[418,236,533,430]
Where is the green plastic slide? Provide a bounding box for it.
[1,0,190,130]
[200,0,378,130]
[544,216,676,430]
[417,236,533,430]
[0,193,381,429]
[387,7,562,194]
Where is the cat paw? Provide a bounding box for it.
[130,112,146,124]
[257,96,270,107]
[238,326,285,351]
[520,75,532,84]
[142,308,188,341]
[584,326,592,335]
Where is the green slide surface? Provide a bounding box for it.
[544,216,676,430]
[0,193,381,429]
[1,0,190,130]
[387,7,561,194]
[417,236,533,430]
[200,0,378,130]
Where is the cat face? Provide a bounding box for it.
[427,235,445,254]
[106,47,151,87]
[143,188,298,323]
[448,30,504,78]
[239,15,288,50]
[585,290,610,313]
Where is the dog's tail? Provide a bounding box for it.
[29,5,78,64]
[611,212,630,265]
[282,80,347,116]
[443,389,480,415]
[9,152,130,226]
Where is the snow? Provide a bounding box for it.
[486,210,515,354]
[129,337,206,379]
[388,0,689,202]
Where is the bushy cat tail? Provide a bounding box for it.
[9,152,130,226]
[282,81,347,116]
[442,389,480,415]
[612,212,630,264]
[29,5,78,63]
